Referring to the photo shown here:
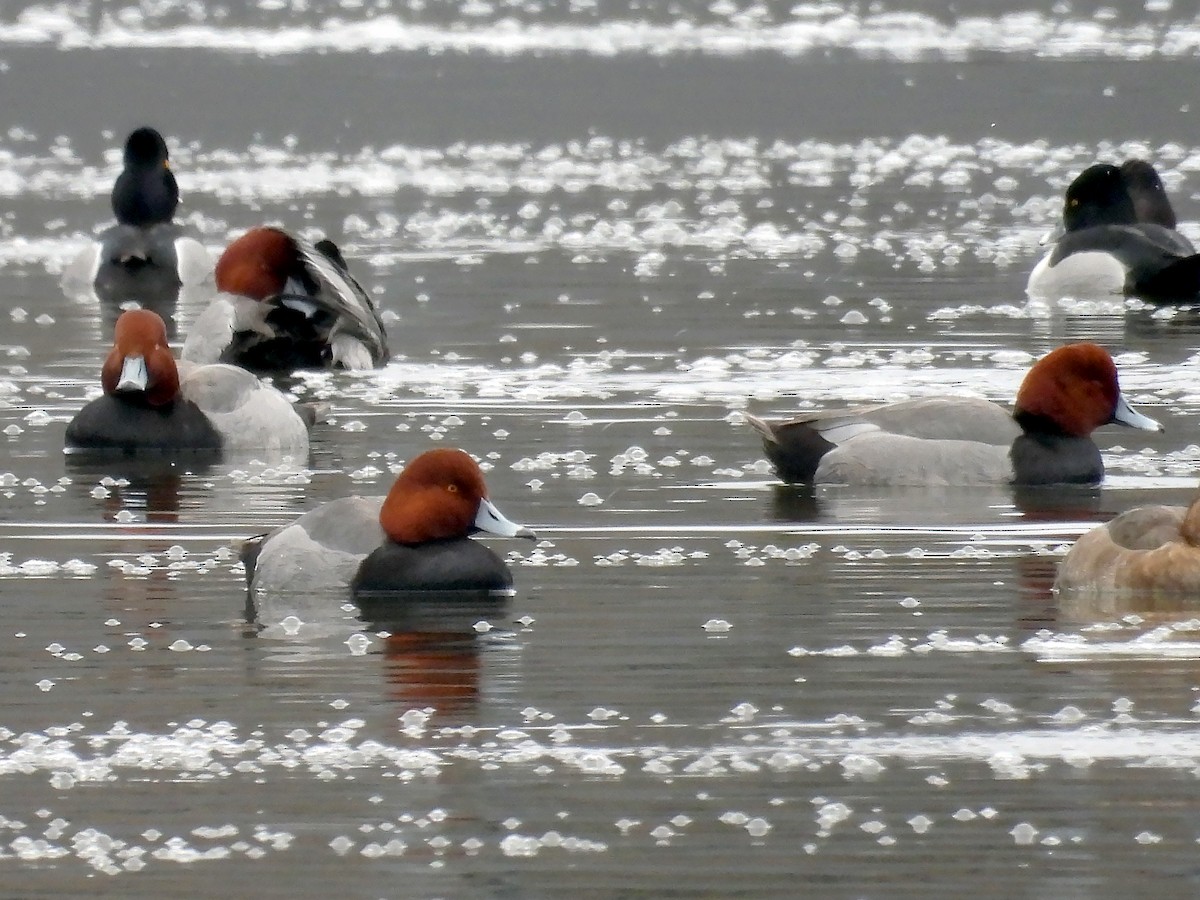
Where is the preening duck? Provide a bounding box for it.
[181,226,390,372]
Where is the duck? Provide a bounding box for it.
[242,448,536,611]
[1054,495,1200,597]
[111,125,179,228]
[180,226,390,372]
[745,342,1162,486]
[62,127,211,300]
[1119,159,1190,240]
[1026,161,1200,303]
[65,308,312,455]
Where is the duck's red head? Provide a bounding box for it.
[1014,342,1157,437]
[379,449,494,545]
[100,309,179,407]
[215,226,300,300]
[379,448,535,546]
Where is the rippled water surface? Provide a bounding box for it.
[3,1,1200,895]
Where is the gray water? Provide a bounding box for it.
[2,1,1200,896]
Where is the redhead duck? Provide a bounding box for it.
[65,309,311,455]
[1027,162,1200,303]
[243,448,535,609]
[746,343,1161,486]
[1055,496,1200,597]
[181,226,389,372]
[63,127,212,300]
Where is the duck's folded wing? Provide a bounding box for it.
[1134,222,1196,257]
[180,363,308,453]
[293,238,390,366]
[246,496,387,609]
[755,397,1017,445]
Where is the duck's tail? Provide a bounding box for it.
[742,412,778,444]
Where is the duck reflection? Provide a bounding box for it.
[1011,483,1109,523]
[1015,555,1060,630]
[1059,587,1200,624]
[93,273,184,341]
[1126,303,1200,339]
[247,585,513,719]
[366,592,515,716]
[380,630,484,714]
[66,452,216,524]
[766,483,823,522]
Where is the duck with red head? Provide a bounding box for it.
[243,449,536,622]
[181,225,389,373]
[66,309,312,455]
[1027,160,1200,303]
[62,127,212,305]
[745,343,1162,486]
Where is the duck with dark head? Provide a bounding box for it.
[63,127,212,317]
[1027,160,1200,303]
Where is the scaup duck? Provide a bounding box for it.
[1119,159,1186,235]
[65,309,311,455]
[243,448,535,610]
[745,343,1161,486]
[63,127,211,300]
[181,226,389,372]
[1027,162,1200,303]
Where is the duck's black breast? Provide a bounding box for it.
[1009,433,1103,486]
[759,422,837,485]
[351,538,514,596]
[65,395,222,453]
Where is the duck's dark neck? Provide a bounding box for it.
[1009,433,1102,486]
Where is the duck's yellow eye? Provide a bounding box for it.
[447,484,458,493]
[1069,198,1079,207]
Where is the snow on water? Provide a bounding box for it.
[2,2,1199,60]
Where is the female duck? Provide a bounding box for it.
[63,127,211,298]
[243,448,536,607]
[1027,161,1199,302]
[181,226,389,372]
[746,342,1161,486]
[65,309,311,454]
[1055,495,1200,598]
